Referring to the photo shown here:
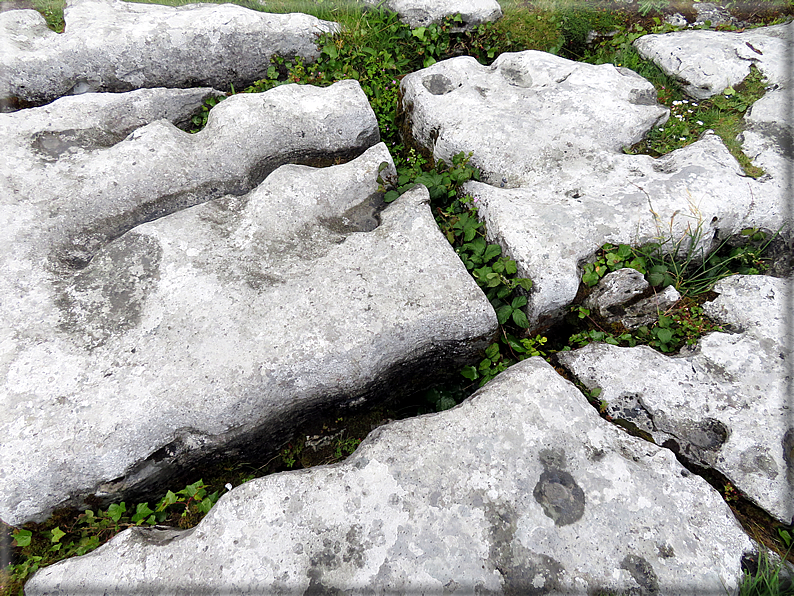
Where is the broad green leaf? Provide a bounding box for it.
[13,528,32,547]
[483,244,501,262]
[485,343,500,360]
[656,328,674,343]
[50,526,66,543]
[107,502,126,523]
[460,365,478,380]
[515,278,533,291]
[497,305,512,325]
[511,295,527,309]
[512,309,530,328]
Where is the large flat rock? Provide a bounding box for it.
[0,82,497,526]
[400,51,669,189]
[0,0,337,108]
[558,275,792,524]
[26,357,754,595]
[634,21,793,99]
[400,49,790,329]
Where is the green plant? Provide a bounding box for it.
[333,437,362,460]
[188,94,226,133]
[739,548,794,596]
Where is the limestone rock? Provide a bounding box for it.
[463,133,785,328]
[0,0,338,108]
[26,358,754,595]
[621,285,681,329]
[633,21,793,99]
[361,0,501,29]
[0,81,498,526]
[558,275,792,524]
[400,50,789,329]
[693,2,739,28]
[400,51,669,188]
[584,268,649,319]
[2,80,380,269]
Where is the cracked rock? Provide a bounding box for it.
[26,358,753,595]
[558,275,793,524]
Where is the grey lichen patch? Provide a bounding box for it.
[486,501,565,595]
[620,554,659,595]
[55,232,162,349]
[499,65,533,88]
[422,74,457,96]
[319,192,385,235]
[533,448,585,526]
[31,128,126,161]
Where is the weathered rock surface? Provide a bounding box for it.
[558,275,792,524]
[0,0,338,108]
[401,51,669,188]
[2,80,379,268]
[361,0,502,29]
[26,357,754,595]
[633,21,793,99]
[401,48,789,329]
[0,81,497,526]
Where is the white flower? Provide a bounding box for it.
[659,127,664,131]
[687,109,693,113]
[697,120,704,126]
[225,483,233,491]
[679,137,686,141]
[672,100,681,106]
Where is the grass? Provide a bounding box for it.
[2,0,793,592]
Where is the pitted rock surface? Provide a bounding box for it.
[361,0,501,29]
[26,358,753,595]
[400,51,669,189]
[400,47,790,329]
[0,81,497,526]
[0,0,338,108]
[558,275,792,524]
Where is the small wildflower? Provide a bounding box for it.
[225,483,233,491]
[679,137,686,141]
[682,99,689,104]
[692,102,698,106]
[687,109,693,113]
[658,127,664,131]
[696,120,704,126]
[672,100,681,106]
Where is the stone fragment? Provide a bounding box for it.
[693,2,739,28]
[360,0,501,28]
[558,275,792,524]
[26,358,753,595]
[633,21,793,99]
[621,285,681,329]
[584,268,649,319]
[0,81,498,526]
[0,0,338,108]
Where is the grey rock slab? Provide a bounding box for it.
[0,142,497,526]
[26,357,754,595]
[621,285,681,329]
[400,51,669,188]
[693,2,739,28]
[360,0,501,29]
[462,132,787,328]
[0,0,338,107]
[1,79,379,269]
[558,275,792,523]
[584,268,649,320]
[633,21,793,99]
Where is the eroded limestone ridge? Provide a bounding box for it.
[0,82,496,526]
[0,0,338,108]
